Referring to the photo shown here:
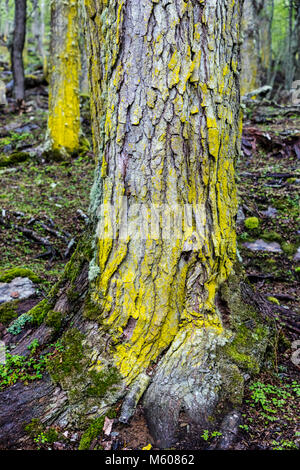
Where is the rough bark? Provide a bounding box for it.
[11,0,27,103]
[46,0,81,157]
[0,0,275,449]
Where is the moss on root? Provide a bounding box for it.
[78,409,116,450]
[45,310,63,332]
[217,267,275,406]
[0,300,19,325]
[29,299,52,326]
[0,267,42,284]
[87,367,122,397]
[0,152,30,168]
[47,328,85,383]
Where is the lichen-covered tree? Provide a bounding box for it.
[240,0,272,95]
[0,0,275,450]
[11,0,27,104]
[46,0,81,158]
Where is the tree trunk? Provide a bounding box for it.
[31,0,44,61]
[240,0,272,95]
[11,0,26,104]
[285,0,294,90]
[0,0,274,450]
[46,0,80,158]
[294,0,300,80]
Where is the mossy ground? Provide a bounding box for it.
[0,91,94,292]
[234,110,300,450]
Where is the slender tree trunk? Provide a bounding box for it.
[79,0,89,95]
[294,0,300,79]
[31,0,44,60]
[46,0,80,158]
[285,0,294,90]
[3,0,11,40]
[240,0,273,94]
[11,0,26,104]
[0,0,274,450]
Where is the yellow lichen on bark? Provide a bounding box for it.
[85,0,242,384]
[48,0,80,154]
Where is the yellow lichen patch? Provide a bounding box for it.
[85,0,243,387]
[48,0,80,154]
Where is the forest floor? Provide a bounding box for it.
[0,72,299,450]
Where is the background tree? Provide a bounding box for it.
[11,0,26,104]
[45,0,81,158]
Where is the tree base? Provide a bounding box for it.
[0,244,275,449]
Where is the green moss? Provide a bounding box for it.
[244,217,259,230]
[61,233,93,303]
[223,324,270,374]
[261,231,282,243]
[24,418,59,444]
[87,367,122,397]
[0,152,30,167]
[47,328,85,383]
[24,418,44,438]
[45,310,62,331]
[82,294,100,321]
[0,300,19,325]
[282,242,296,256]
[219,269,274,383]
[78,416,105,450]
[219,362,244,406]
[29,299,52,326]
[78,409,116,450]
[0,267,42,283]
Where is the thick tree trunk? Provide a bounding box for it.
[11,0,26,103]
[0,0,274,449]
[46,0,80,158]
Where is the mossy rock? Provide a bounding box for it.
[244,217,259,230]
[0,267,42,284]
[0,152,30,167]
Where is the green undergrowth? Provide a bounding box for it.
[24,418,61,450]
[0,339,65,391]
